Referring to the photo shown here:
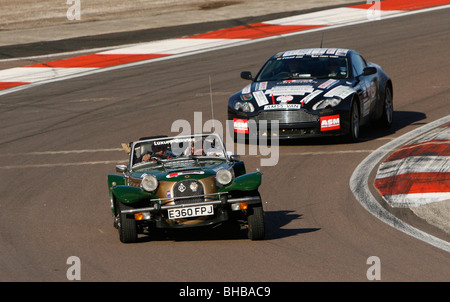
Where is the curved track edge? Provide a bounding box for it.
[350,115,450,253]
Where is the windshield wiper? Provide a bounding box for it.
[276,76,295,80]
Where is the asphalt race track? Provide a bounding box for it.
[0,7,449,282]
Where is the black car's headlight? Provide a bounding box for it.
[216,169,233,185]
[312,98,342,110]
[234,101,255,113]
[141,174,158,192]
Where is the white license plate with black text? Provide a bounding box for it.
[168,204,214,219]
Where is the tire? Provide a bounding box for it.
[247,205,265,240]
[348,99,360,142]
[377,86,393,128]
[117,202,138,243]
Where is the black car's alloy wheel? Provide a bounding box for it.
[349,99,360,142]
[378,87,393,128]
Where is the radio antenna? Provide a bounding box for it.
[320,32,324,48]
[209,75,215,131]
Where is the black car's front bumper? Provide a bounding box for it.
[228,108,352,139]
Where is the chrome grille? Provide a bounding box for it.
[173,179,204,205]
[251,109,319,124]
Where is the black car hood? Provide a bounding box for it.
[238,78,356,111]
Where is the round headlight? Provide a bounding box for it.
[312,98,342,110]
[141,174,158,192]
[216,169,233,185]
[234,101,255,112]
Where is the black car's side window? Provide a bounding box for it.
[351,54,367,77]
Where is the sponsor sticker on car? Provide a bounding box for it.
[276,95,293,103]
[318,79,339,89]
[320,115,340,131]
[253,90,269,106]
[233,118,249,133]
[265,104,301,110]
[266,85,314,96]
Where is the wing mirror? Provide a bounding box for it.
[240,71,253,80]
[227,151,240,161]
[116,165,127,173]
[229,154,241,161]
[363,66,377,76]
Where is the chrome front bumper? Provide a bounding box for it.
[121,194,261,214]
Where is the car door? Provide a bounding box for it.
[351,53,378,123]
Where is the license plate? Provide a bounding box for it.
[167,205,214,220]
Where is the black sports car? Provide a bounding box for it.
[228,48,393,141]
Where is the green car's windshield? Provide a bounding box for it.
[130,134,228,168]
[256,56,349,81]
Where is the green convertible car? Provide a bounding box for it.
[108,133,265,243]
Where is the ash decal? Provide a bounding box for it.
[233,118,249,134]
[320,115,340,131]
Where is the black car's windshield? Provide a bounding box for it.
[130,134,227,167]
[256,56,349,81]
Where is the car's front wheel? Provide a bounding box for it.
[247,205,265,240]
[348,99,360,142]
[377,86,393,128]
[117,202,138,243]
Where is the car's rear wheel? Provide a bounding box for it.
[118,202,138,243]
[247,205,265,240]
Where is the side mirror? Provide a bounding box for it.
[240,71,253,80]
[363,66,377,76]
[116,165,127,173]
[229,154,241,161]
